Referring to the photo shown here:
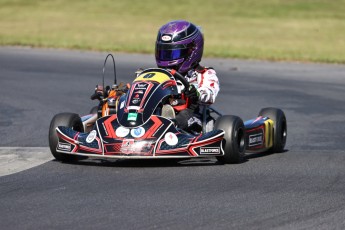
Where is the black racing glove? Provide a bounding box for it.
[184,85,199,109]
[91,85,104,100]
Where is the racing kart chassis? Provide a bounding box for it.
[49,66,287,164]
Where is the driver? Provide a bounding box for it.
[155,20,220,132]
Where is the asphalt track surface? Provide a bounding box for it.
[1,47,345,229]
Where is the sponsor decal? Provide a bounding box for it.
[200,147,220,155]
[142,73,156,79]
[164,132,178,146]
[86,130,97,143]
[122,139,133,147]
[116,126,130,138]
[161,35,172,41]
[131,127,145,138]
[120,140,153,154]
[137,83,147,88]
[127,113,138,121]
[132,98,141,104]
[135,90,144,94]
[120,101,125,109]
[120,139,135,154]
[127,106,140,110]
[249,133,263,147]
[57,142,71,151]
[135,83,148,90]
[131,93,142,105]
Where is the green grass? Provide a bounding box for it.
[1,0,345,63]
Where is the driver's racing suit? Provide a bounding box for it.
[174,65,220,132]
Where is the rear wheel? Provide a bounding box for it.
[49,113,85,162]
[215,115,246,164]
[259,107,287,153]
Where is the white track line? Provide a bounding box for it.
[0,147,52,177]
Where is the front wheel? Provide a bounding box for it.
[215,115,246,164]
[49,113,85,162]
[259,107,287,153]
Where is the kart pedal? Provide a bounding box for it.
[162,104,175,119]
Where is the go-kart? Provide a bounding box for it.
[49,58,287,164]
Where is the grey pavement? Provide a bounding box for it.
[1,47,345,229]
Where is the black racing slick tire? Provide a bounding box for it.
[49,113,85,162]
[259,107,287,153]
[215,115,246,164]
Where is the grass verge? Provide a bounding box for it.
[0,0,344,63]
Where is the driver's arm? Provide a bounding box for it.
[197,69,220,104]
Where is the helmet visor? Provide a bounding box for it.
[156,48,190,61]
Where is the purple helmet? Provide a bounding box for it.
[155,20,204,74]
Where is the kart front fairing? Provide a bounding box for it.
[56,114,224,158]
[55,68,225,159]
[117,68,179,128]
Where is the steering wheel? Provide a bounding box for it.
[168,69,190,92]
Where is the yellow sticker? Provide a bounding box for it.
[264,119,274,148]
[134,71,171,84]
